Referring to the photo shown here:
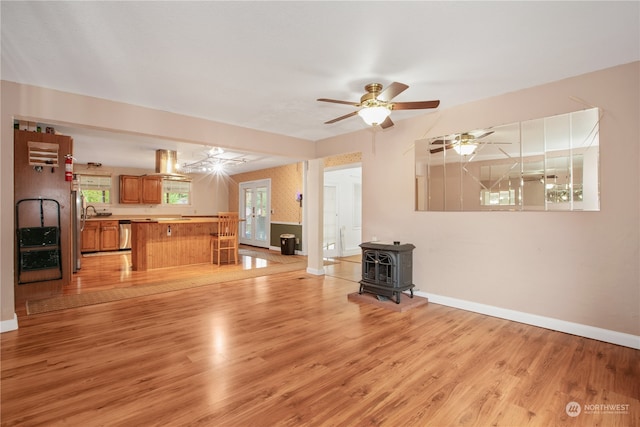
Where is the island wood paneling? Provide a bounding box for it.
[131,221,217,271]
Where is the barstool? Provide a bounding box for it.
[211,212,239,264]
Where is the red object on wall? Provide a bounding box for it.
[64,155,73,181]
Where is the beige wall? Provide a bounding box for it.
[317,62,640,337]
[2,63,638,341]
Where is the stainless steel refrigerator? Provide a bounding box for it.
[71,190,85,272]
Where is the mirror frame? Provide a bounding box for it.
[415,108,600,211]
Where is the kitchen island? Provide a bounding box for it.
[130,217,220,271]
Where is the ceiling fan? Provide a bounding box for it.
[317,82,440,129]
[429,130,501,155]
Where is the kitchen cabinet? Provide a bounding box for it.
[119,175,163,204]
[81,222,100,252]
[141,176,163,204]
[81,220,119,252]
[100,220,119,251]
[119,175,140,204]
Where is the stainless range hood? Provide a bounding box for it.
[153,149,189,181]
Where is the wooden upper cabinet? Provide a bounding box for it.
[119,175,141,204]
[141,176,163,204]
[119,175,162,204]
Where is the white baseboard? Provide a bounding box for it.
[267,245,305,256]
[416,291,640,350]
[0,313,18,333]
[306,267,325,275]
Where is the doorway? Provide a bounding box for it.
[323,166,362,258]
[239,179,271,248]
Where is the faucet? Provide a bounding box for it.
[85,205,97,218]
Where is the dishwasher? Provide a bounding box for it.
[119,220,131,250]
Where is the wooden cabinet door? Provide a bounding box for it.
[81,222,100,252]
[100,221,119,251]
[119,175,140,204]
[141,176,163,204]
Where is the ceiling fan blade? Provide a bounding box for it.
[377,82,409,102]
[430,139,449,145]
[379,116,394,129]
[392,100,440,110]
[324,111,358,124]
[430,143,455,154]
[474,131,494,139]
[317,98,360,107]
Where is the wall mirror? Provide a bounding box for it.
[415,108,600,211]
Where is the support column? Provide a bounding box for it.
[305,159,324,275]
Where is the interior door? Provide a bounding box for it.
[323,166,362,258]
[323,185,339,258]
[239,179,270,248]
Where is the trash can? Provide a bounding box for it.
[280,234,296,255]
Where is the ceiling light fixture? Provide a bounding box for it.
[452,143,477,156]
[179,149,246,174]
[357,105,391,126]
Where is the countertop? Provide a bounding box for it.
[85,215,219,223]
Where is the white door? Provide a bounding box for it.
[239,180,270,248]
[323,185,339,258]
[324,166,362,258]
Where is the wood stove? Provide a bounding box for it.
[359,242,415,304]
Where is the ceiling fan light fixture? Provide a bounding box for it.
[453,143,477,156]
[358,106,391,126]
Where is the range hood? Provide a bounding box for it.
[153,149,189,181]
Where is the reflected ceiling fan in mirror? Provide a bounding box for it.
[429,130,501,155]
[318,82,440,129]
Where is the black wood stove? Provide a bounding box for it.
[359,241,415,304]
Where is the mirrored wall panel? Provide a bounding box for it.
[415,108,600,211]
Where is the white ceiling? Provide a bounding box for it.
[2,1,638,173]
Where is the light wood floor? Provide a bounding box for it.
[2,251,638,426]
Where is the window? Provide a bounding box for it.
[163,179,191,205]
[79,174,112,204]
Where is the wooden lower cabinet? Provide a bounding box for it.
[81,220,119,252]
[100,220,119,251]
[81,222,100,252]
